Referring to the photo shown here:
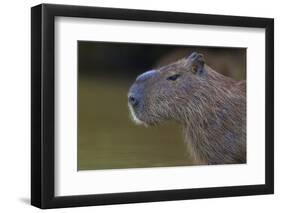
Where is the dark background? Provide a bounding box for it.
[78,41,246,80]
[78,41,246,170]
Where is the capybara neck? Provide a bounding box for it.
[181,65,246,164]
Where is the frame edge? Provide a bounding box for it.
[265,18,274,194]
[31,4,43,208]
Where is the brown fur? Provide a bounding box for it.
[128,53,246,165]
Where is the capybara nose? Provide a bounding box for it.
[128,95,138,107]
[136,69,158,82]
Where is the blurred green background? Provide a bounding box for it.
[78,41,246,170]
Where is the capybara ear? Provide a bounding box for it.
[187,52,205,74]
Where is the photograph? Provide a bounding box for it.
[30,4,274,208]
[78,41,247,170]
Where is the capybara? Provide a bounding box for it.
[128,52,246,165]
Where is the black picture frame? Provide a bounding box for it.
[31,3,274,209]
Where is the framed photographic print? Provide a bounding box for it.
[31,3,274,209]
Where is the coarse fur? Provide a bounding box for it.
[128,52,246,165]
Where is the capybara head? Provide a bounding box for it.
[128,52,208,125]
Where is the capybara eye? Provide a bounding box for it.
[166,74,180,81]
